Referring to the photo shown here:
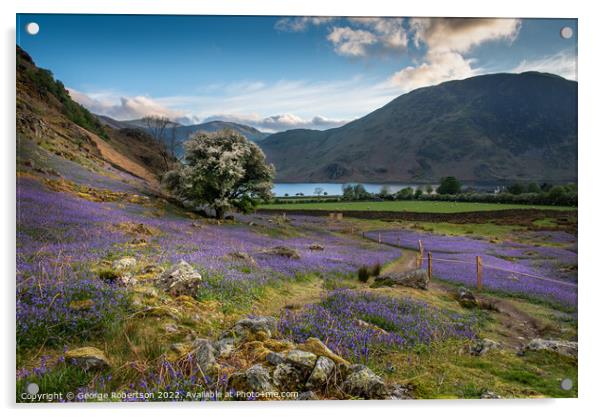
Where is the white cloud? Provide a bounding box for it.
[67,88,183,120]
[204,113,348,132]
[389,51,477,91]
[409,18,521,53]
[513,49,577,80]
[327,17,407,57]
[275,17,334,32]
[327,27,378,57]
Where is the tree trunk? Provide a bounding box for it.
[215,207,225,220]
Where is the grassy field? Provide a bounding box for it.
[261,200,575,213]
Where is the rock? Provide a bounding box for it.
[112,256,137,271]
[470,338,501,356]
[261,246,300,259]
[227,251,256,265]
[116,272,137,287]
[298,337,350,366]
[164,323,178,333]
[263,338,295,352]
[297,391,319,400]
[273,363,304,391]
[156,260,203,297]
[286,349,317,372]
[354,319,388,336]
[65,347,110,371]
[481,390,502,399]
[230,364,274,393]
[523,338,578,359]
[372,269,429,290]
[224,316,278,342]
[68,299,94,311]
[308,243,324,251]
[192,338,218,374]
[456,287,478,308]
[214,337,235,358]
[387,384,413,400]
[266,351,286,366]
[306,356,335,389]
[342,364,387,399]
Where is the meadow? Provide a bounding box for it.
[261,200,575,213]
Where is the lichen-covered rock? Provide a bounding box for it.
[306,356,335,389]
[308,243,324,251]
[156,260,203,297]
[298,337,350,366]
[192,338,218,374]
[286,349,317,372]
[342,364,387,399]
[65,347,110,371]
[230,364,274,393]
[387,384,413,400]
[523,338,578,359]
[214,337,235,358]
[457,287,478,309]
[112,256,137,271]
[261,246,300,259]
[372,269,429,290]
[266,351,286,366]
[273,363,304,391]
[223,316,278,342]
[470,338,501,356]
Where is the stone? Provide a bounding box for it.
[308,243,324,251]
[342,364,387,399]
[214,337,235,358]
[354,319,388,336]
[523,338,578,359]
[266,351,286,366]
[297,391,319,400]
[156,260,203,297]
[372,269,429,290]
[298,337,350,366]
[470,338,501,356]
[273,363,304,391]
[116,272,137,287]
[306,356,335,389]
[192,338,218,374]
[230,364,274,393]
[224,316,278,342]
[227,251,256,265]
[112,256,137,271]
[481,390,503,399]
[261,246,300,259]
[286,349,318,372]
[65,347,110,371]
[457,287,478,309]
[387,384,413,400]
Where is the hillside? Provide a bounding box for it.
[260,72,578,183]
[16,46,170,187]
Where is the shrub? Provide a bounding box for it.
[437,176,462,195]
[358,266,370,283]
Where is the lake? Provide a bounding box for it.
[272,183,433,197]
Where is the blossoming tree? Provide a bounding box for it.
[163,129,274,219]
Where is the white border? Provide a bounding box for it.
[3,1,601,416]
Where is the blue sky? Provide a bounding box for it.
[17,15,577,131]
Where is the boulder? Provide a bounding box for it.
[229,364,274,393]
[266,351,286,366]
[112,257,137,271]
[457,287,478,309]
[308,243,325,251]
[372,269,429,290]
[155,260,203,297]
[286,349,317,373]
[214,337,235,358]
[306,356,335,389]
[223,316,278,342]
[273,363,304,391]
[192,338,218,374]
[65,347,110,371]
[523,338,578,359]
[387,384,413,400]
[470,338,501,356]
[342,364,387,399]
[227,251,256,265]
[261,246,300,259]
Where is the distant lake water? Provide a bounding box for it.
[272,183,432,197]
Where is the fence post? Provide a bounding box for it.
[476,255,483,290]
[428,252,432,279]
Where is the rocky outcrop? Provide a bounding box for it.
[372,269,429,290]
[456,287,478,309]
[155,260,203,297]
[260,246,301,259]
[522,338,578,359]
[341,365,387,399]
[469,338,501,356]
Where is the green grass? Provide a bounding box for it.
[261,200,575,213]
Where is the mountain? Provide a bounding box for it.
[259,72,577,183]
